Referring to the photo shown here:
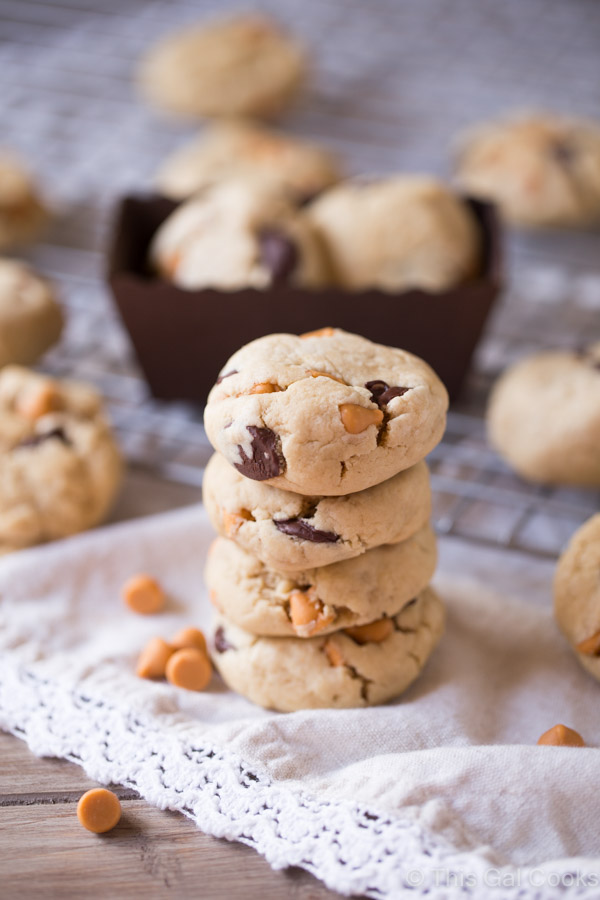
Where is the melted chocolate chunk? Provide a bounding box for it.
[274,518,340,543]
[258,229,298,283]
[17,427,70,449]
[365,380,410,407]
[215,369,238,385]
[235,425,285,481]
[214,626,234,654]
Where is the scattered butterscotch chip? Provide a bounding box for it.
[170,626,207,655]
[17,383,60,420]
[576,629,600,656]
[300,327,335,338]
[77,788,121,834]
[345,618,394,644]
[165,647,212,691]
[339,403,383,434]
[136,636,174,679]
[537,724,586,747]
[122,574,166,615]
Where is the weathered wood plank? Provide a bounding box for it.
[0,732,346,899]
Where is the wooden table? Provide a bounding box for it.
[0,730,344,899]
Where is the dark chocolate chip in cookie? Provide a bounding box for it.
[17,427,70,449]
[274,518,340,543]
[258,229,298,283]
[235,425,285,480]
[365,380,410,407]
[216,369,238,385]
[214,626,234,654]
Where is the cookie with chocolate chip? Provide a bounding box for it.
[203,451,431,571]
[210,585,444,710]
[0,259,63,368]
[554,514,600,684]
[487,345,600,486]
[204,329,448,495]
[205,524,436,637]
[455,112,600,228]
[149,177,328,290]
[0,366,122,553]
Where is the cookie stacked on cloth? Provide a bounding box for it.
[203,328,448,711]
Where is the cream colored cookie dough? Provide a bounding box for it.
[554,514,600,684]
[203,452,431,571]
[211,585,444,710]
[149,178,327,290]
[455,112,600,228]
[0,259,63,367]
[156,121,342,202]
[137,15,305,120]
[0,154,47,249]
[0,366,122,553]
[204,329,448,495]
[487,345,600,486]
[307,176,480,292]
[206,524,437,637]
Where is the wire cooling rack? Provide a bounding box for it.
[1,0,599,558]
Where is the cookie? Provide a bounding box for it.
[204,329,448,495]
[149,178,328,291]
[455,112,600,228]
[0,259,63,367]
[554,514,600,684]
[155,121,342,203]
[487,345,600,486]
[203,452,431,571]
[0,366,122,553]
[137,15,305,120]
[307,176,481,292]
[210,585,444,710]
[0,154,47,249]
[206,524,437,637]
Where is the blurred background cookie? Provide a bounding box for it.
[455,112,600,228]
[137,14,306,120]
[0,366,122,553]
[487,345,600,486]
[307,176,481,292]
[554,514,600,683]
[149,177,328,290]
[0,153,47,249]
[0,259,63,368]
[155,121,342,202]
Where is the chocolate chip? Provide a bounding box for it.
[216,369,238,385]
[365,380,410,407]
[17,427,70,449]
[214,626,234,654]
[235,426,285,481]
[257,229,298,283]
[550,139,576,166]
[274,518,340,543]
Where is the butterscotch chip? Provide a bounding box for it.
[300,327,335,338]
[223,508,254,537]
[537,724,586,747]
[166,647,212,691]
[289,587,334,636]
[344,618,394,644]
[170,626,207,655]
[248,382,282,394]
[17,383,60,420]
[122,574,165,615]
[339,403,383,434]
[323,638,344,667]
[136,637,174,679]
[77,788,121,834]
[306,370,346,384]
[576,630,600,656]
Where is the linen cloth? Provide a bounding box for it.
[0,504,598,899]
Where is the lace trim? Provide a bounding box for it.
[1,660,597,900]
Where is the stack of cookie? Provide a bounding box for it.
[203,328,448,712]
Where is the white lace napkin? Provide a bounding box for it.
[1,505,598,899]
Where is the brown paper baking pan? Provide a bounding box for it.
[107,194,502,403]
